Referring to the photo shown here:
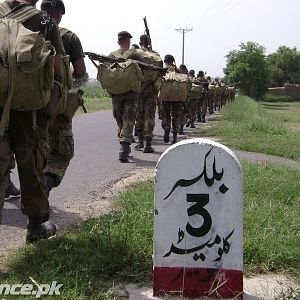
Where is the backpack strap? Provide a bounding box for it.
[0,18,17,136]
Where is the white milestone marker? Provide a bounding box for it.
[153,138,243,299]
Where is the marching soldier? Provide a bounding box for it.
[41,0,86,191]
[0,0,64,242]
[108,31,140,162]
[134,34,162,153]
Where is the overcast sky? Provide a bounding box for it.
[38,0,300,79]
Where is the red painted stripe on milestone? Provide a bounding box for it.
[153,267,243,299]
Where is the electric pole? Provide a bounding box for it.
[174,27,192,65]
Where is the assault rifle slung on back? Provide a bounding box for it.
[84,52,168,76]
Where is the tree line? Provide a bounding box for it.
[224,42,300,99]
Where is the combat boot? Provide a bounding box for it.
[143,136,154,153]
[190,121,196,128]
[202,114,206,123]
[185,120,191,127]
[26,216,57,244]
[179,124,185,135]
[5,175,20,200]
[171,132,178,144]
[119,142,130,163]
[134,131,144,150]
[163,128,170,143]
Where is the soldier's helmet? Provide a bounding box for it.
[41,0,65,14]
[164,54,175,64]
[131,44,139,49]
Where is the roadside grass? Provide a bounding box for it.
[1,162,300,299]
[76,84,111,112]
[200,95,300,160]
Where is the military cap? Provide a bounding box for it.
[41,0,65,14]
[164,54,175,63]
[131,44,139,49]
[118,31,133,39]
[188,69,195,75]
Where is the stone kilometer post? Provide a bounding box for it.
[153,138,243,299]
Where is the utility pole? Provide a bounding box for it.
[174,27,192,65]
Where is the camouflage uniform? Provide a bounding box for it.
[45,28,84,187]
[108,47,139,161]
[136,83,157,138]
[0,0,64,224]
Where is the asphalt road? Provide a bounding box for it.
[0,110,185,257]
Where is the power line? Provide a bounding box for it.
[174,28,193,65]
[198,0,242,26]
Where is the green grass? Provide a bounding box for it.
[202,95,300,160]
[1,162,300,298]
[75,84,112,113]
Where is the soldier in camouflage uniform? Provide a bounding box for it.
[197,71,209,123]
[41,0,86,191]
[108,31,139,162]
[178,64,189,134]
[186,70,198,128]
[160,55,182,144]
[134,34,162,153]
[0,0,64,242]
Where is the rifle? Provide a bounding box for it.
[143,16,152,50]
[84,52,167,75]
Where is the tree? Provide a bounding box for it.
[224,42,270,99]
[266,46,300,87]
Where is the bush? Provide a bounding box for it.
[262,93,294,102]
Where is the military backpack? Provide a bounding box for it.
[158,67,191,102]
[0,1,55,134]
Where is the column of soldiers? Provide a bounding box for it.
[0,0,235,244]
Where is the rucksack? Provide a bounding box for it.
[97,60,144,95]
[158,67,191,102]
[0,1,55,134]
[135,48,163,83]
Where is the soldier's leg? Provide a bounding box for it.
[0,130,14,224]
[9,110,56,243]
[201,96,208,123]
[118,92,138,162]
[135,96,145,149]
[143,95,156,153]
[112,95,124,141]
[189,100,197,128]
[162,101,171,143]
[45,115,74,191]
[171,102,181,144]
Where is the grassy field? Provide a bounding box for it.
[1,162,299,299]
[75,83,111,113]
[200,95,300,160]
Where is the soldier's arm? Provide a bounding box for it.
[68,32,86,79]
